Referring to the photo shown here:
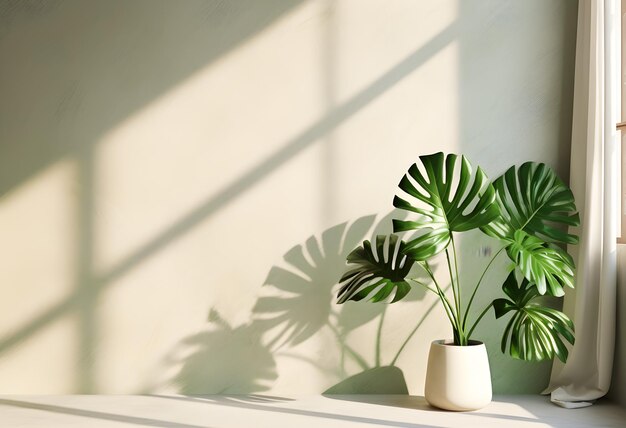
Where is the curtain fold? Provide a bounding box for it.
[543,0,620,408]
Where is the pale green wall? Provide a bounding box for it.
[0,0,577,394]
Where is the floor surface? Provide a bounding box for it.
[0,394,624,427]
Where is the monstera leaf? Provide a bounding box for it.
[493,272,574,363]
[481,162,580,245]
[392,152,499,260]
[337,234,415,304]
[506,230,574,296]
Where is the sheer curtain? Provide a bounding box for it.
[544,0,621,408]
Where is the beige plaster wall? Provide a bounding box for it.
[0,0,577,394]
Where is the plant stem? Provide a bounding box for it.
[375,307,386,367]
[462,246,505,330]
[450,233,464,344]
[467,302,494,338]
[445,248,461,324]
[422,261,459,334]
[449,233,466,345]
[408,278,438,295]
[445,249,463,345]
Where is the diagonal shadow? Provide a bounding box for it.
[0,20,460,357]
[0,398,211,428]
[151,395,442,428]
[0,0,305,197]
[0,0,305,393]
[97,20,460,288]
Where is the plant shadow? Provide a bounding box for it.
[324,394,434,411]
[169,309,277,394]
[322,366,409,395]
[168,211,435,394]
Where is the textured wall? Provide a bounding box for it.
[0,0,577,394]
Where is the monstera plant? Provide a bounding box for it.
[337,152,579,364]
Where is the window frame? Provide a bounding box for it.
[618,0,626,243]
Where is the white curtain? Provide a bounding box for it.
[544,0,621,408]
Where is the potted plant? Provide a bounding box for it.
[336,152,579,411]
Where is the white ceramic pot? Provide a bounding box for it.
[424,339,492,411]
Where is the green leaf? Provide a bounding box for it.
[481,162,580,245]
[506,230,574,296]
[495,272,575,363]
[337,234,415,304]
[392,152,499,260]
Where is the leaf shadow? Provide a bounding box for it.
[253,210,425,349]
[170,309,277,394]
[254,211,436,395]
[167,211,435,395]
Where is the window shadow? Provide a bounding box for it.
[0,13,459,394]
[0,398,210,428]
[150,394,443,428]
[323,394,433,411]
[2,0,307,394]
[0,0,305,197]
